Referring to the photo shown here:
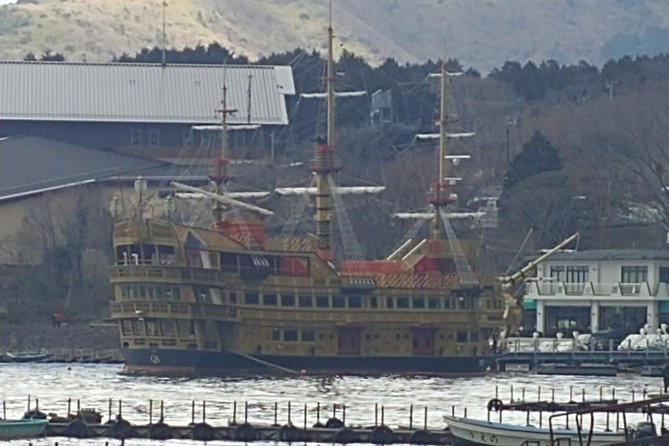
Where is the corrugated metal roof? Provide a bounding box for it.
[0,61,293,125]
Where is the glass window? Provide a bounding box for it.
[386,297,394,309]
[301,329,316,342]
[412,297,425,309]
[333,295,346,308]
[550,266,565,282]
[622,266,648,283]
[229,291,237,304]
[298,295,313,307]
[245,292,259,305]
[130,128,142,146]
[369,297,378,308]
[281,294,295,306]
[456,331,468,343]
[566,266,589,283]
[284,329,298,341]
[316,295,329,308]
[121,320,133,336]
[263,294,278,306]
[148,128,160,147]
[347,295,362,308]
[428,297,440,309]
[660,267,669,283]
[397,297,410,309]
[220,253,237,273]
[271,328,280,340]
[443,297,453,309]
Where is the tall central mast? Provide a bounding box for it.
[310,11,341,262]
[428,63,453,240]
[211,84,237,229]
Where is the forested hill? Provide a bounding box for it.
[1,0,669,71]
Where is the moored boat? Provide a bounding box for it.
[443,415,627,446]
[0,419,48,440]
[5,351,49,362]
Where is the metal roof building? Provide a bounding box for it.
[0,61,295,126]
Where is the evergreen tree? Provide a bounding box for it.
[504,131,563,189]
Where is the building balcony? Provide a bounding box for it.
[525,280,669,301]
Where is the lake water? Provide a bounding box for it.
[0,363,666,445]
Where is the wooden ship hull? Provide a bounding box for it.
[109,219,504,376]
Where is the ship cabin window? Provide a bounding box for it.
[263,294,278,305]
[163,286,180,301]
[386,297,394,309]
[298,295,313,307]
[347,295,362,308]
[272,328,281,340]
[116,244,142,265]
[134,320,146,336]
[161,319,176,336]
[158,245,176,265]
[412,297,425,309]
[316,295,329,308]
[458,296,470,309]
[177,320,194,337]
[470,331,479,342]
[397,297,410,309]
[284,329,299,341]
[281,294,295,307]
[333,295,346,308]
[369,297,378,308]
[121,320,133,336]
[245,292,259,305]
[302,329,316,342]
[456,331,468,343]
[220,253,238,273]
[443,297,454,309]
[428,297,440,309]
[277,256,310,276]
[210,288,224,304]
[186,248,203,268]
[229,292,238,304]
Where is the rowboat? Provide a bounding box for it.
[443,415,628,446]
[0,419,48,440]
[5,351,49,362]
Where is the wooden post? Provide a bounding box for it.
[77,399,80,414]
[244,401,248,424]
[36,398,39,412]
[67,398,71,416]
[160,400,164,421]
[232,401,237,425]
[27,395,31,413]
[375,404,378,426]
[423,407,428,430]
[119,399,123,417]
[303,403,307,430]
[202,401,206,423]
[191,401,195,425]
[381,406,385,426]
[108,399,112,422]
[149,400,153,424]
[409,405,413,429]
[316,402,320,425]
[342,404,345,425]
[2,401,6,420]
[274,402,278,426]
[288,401,292,425]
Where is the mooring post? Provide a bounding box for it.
[582,388,585,402]
[232,401,237,425]
[510,385,514,402]
[538,386,541,401]
[409,405,413,429]
[274,402,278,426]
[332,403,336,419]
[316,402,320,425]
[612,388,615,401]
[569,386,573,402]
[67,398,71,416]
[36,398,39,412]
[149,400,153,424]
[288,401,292,425]
[27,395,31,412]
[342,404,346,425]
[244,401,248,424]
[202,401,206,423]
[2,400,6,420]
[191,401,195,424]
[160,400,164,421]
[119,399,123,417]
[375,404,378,426]
[606,411,610,431]
[108,399,112,422]
[599,387,603,401]
[451,405,455,417]
[423,407,427,430]
[522,387,525,402]
[552,388,555,402]
[632,388,635,402]
[381,406,385,425]
[303,403,307,430]
[526,408,530,426]
[495,385,498,399]
[77,399,80,414]
[539,410,542,428]
[464,407,467,418]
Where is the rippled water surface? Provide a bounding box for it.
[0,364,665,445]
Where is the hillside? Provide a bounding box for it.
[0,0,668,71]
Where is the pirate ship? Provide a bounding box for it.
[108,23,505,375]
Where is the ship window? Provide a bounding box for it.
[245,292,259,305]
[281,294,295,307]
[284,329,299,341]
[161,319,176,336]
[333,295,346,308]
[271,328,280,340]
[210,288,223,305]
[412,297,425,309]
[121,320,132,336]
[298,295,313,307]
[220,253,237,273]
[458,296,470,309]
[386,297,394,308]
[443,297,454,309]
[347,295,362,308]
[316,295,329,308]
[470,332,479,342]
[428,297,440,309]
[301,330,316,342]
[397,297,410,309]
[118,285,128,300]
[134,319,146,336]
[369,297,378,308]
[457,331,468,342]
[263,294,278,305]
[229,291,238,304]
[142,244,157,264]
[157,245,175,265]
[195,286,211,303]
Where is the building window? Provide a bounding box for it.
[565,266,589,283]
[148,128,160,147]
[550,266,565,282]
[622,266,648,283]
[130,128,142,146]
[660,267,669,283]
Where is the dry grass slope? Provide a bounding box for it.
[0,0,667,70]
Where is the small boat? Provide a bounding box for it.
[5,350,49,362]
[536,363,617,376]
[443,415,627,446]
[0,419,48,440]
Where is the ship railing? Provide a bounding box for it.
[527,280,661,298]
[110,301,237,321]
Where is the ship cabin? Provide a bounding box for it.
[109,218,504,361]
[523,249,669,337]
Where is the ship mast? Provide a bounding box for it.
[310,10,341,262]
[428,63,453,241]
[211,84,237,229]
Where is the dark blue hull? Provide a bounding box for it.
[122,348,489,376]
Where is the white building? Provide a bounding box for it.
[522,249,669,336]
